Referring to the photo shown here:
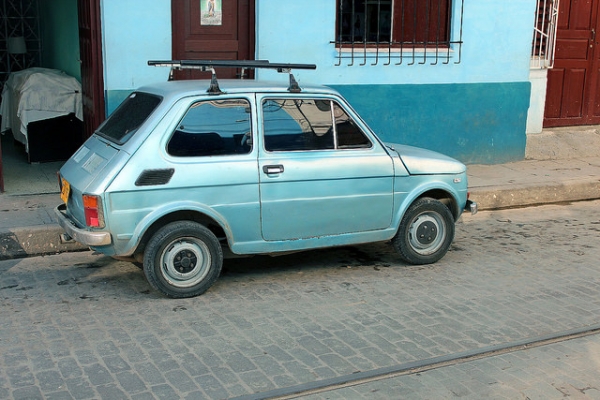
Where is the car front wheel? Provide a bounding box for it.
[393,197,455,265]
[143,221,223,298]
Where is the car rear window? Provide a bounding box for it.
[97,92,162,144]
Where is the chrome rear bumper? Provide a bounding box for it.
[55,204,112,247]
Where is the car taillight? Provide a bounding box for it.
[83,195,104,228]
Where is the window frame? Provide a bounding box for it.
[97,92,162,145]
[261,97,373,153]
[337,0,451,46]
[334,0,464,66]
[166,98,253,158]
[531,0,559,69]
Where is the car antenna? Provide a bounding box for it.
[148,60,317,94]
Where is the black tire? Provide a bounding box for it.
[392,197,455,265]
[143,221,223,298]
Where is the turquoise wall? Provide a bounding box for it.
[39,0,81,81]
[332,82,530,164]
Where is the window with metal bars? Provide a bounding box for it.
[334,0,464,66]
[531,0,559,69]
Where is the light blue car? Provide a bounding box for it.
[56,61,476,298]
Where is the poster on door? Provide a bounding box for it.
[201,0,222,26]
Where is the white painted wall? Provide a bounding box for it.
[527,68,549,134]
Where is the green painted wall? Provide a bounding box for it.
[39,0,81,81]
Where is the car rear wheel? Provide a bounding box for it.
[393,197,455,265]
[143,221,223,298]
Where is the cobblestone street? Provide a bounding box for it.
[1,200,600,399]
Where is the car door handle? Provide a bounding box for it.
[263,165,284,174]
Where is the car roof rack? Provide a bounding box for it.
[148,60,317,94]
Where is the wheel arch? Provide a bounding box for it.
[395,184,462,229]
[417,189,460,220]
[132,207,230,263]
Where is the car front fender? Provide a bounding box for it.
[392,176,467,229]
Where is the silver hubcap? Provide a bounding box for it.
[160,238,211,288]
[408,212,446,256]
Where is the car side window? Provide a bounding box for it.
[168,99,252,157]
[333,103,372,149]
[262,98,371,152]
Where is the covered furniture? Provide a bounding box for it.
[0,68,83,162]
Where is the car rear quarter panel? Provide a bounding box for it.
[60,137,129,228]
[102,97,261,257]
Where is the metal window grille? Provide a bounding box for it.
[531,0,559,69]
[0,0,41,86]
[334,0,464,66]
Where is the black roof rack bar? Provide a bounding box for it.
[148,60,317,93]
[148,60,316,71]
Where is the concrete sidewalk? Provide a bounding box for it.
[0,192,86,260]
[469,125,600,209]
[1,127,599,260]
[467,156,600,210]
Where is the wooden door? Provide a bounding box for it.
[544,0,600,127]
[78,0,106,139]
[171,0,255,80]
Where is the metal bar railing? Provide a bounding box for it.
[531,0,559,69]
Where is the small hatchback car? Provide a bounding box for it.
[56,60,476,298]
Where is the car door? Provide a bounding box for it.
[258,95,394,241]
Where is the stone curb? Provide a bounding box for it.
[470,178,600,210]
[0,225,88,261]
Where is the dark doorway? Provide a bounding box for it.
[78,0,105,139]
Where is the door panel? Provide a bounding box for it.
[545,68,564,119]
[594,66,600,116]
[591,58,600,122]
[555,38,590,59]
[544,0,600,127]
[259,153,394,241]
[257,96,394,241]
[171,0,255,80]
[564,68,586,117]
[569,0,594,28]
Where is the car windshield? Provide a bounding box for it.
[97,92,162,144]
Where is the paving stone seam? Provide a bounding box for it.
[229,324,600,400]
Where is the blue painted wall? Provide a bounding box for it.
[99,0,537,164]
[255,1,535,85]
[101,0,172,114]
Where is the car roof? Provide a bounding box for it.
[136,79,339,102]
